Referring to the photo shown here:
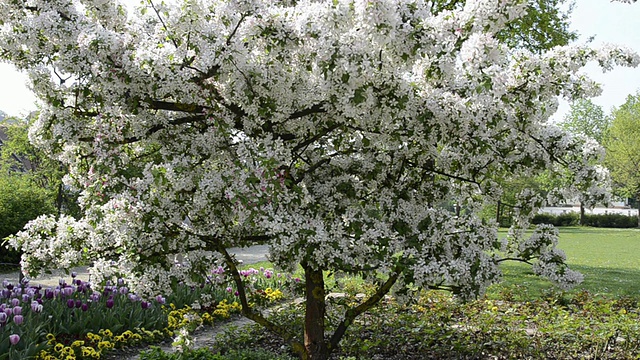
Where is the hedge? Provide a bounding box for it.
[532,212,638,228]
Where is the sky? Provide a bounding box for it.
[1,0,639,120]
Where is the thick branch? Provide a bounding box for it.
[496,257,534,265]
[328,263,403,351]
[217,245,305,355]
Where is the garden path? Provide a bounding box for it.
[0,245,269,287]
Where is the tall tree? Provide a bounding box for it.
[431,0,577,53]
[559,99,609,224]
[605,92,640,227]
[561,99,608,144]
[2,1,638,359]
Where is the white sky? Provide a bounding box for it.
[1,0,639,119]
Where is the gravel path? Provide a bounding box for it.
[0,245,269,287]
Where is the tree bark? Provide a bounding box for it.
[636,195,640,228]
[303,263,330,360]
[579,202,585,226]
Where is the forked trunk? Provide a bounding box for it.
[302,264,330,360]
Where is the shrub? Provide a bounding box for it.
[532,212,637,228]
[583,213,638,228]
[531,212,579,227]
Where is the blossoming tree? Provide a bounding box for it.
[2,0,638,359]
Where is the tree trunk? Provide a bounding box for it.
[303,263,330,360]
[637,196,640,228]
[496,201,501,225]
[579,202,585,226]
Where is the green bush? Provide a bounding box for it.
[583,213,638,228]
[532,212,638,228]
[531,212,579,227]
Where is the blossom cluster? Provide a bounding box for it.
[2,0,638,300]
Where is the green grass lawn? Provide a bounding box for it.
[493,227,640,299]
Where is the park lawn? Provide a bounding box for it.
[492,227,640,299]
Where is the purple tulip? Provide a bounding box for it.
[81,303,89,312]
[141,301,150,309]
[59,278,66,286]
[12,306,22,316]
[106,297,114,309]
[44,289,54,299]
[90,293,101,302]
[71,272,77,278]
[4,308,13,316]
[13,315,24,325]
[9,334,20,345]
[66,299,75,309]
[0,312,7,324]
[2,280,8,288]
[155,295,166,304]
[1,289,10,298]
[10,298,19,307]
[61,287,74,297]
[75,299,82,308]
[31,301,43,313]
[119,287,128,295]
[6,283,13,291]
[22,294,30,303]
[117,278,124,286]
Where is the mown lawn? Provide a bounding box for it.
[493,227,640,298]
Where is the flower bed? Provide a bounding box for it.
[1,267,290,360]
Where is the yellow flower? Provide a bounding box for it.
[71,340,85,348]
[81,347,94,357]
[202,313,213,323]
[46,334,56,341]
[98,341,113,350]
[54,343,64,353]
[86,332,102,342]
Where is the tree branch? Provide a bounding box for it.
[217,245,306,355]
[328,263,403,351]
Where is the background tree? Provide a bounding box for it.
[432,0,577,53]
[0,115,78,270]
[2,1,638,359]
[605,92,640,227]
[558,99,609,224]
[560,99,608,143]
